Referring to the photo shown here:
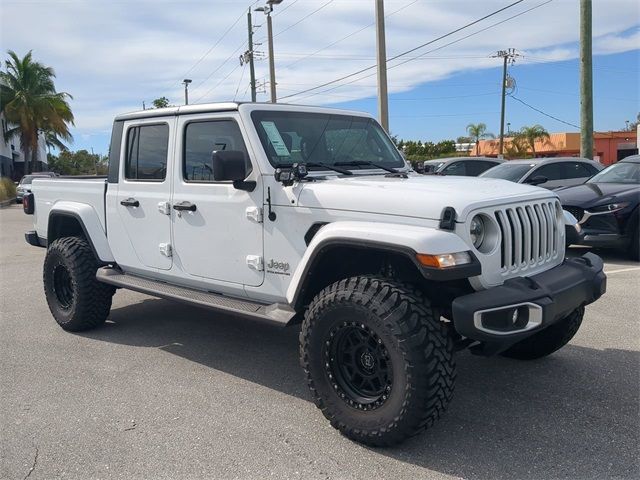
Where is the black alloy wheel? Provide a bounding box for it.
[325,321,392,410]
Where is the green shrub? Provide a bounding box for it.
[0,177,17,202]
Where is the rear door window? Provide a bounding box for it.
[565,162,597,178]
[441,161,466,175]
[534,163,565,181]
[125,124,169,181]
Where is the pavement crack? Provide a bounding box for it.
[22,446,38,480]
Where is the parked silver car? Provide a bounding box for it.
[480,157,603,189]
[16,173,56,202]
[422,156,504,176]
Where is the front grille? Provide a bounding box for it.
[564,206,584,223]
[494,200,562,271]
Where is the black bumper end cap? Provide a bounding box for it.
[25,231,45,247]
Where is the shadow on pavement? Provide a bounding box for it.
[567,245,638,265]
[82,298,639,479]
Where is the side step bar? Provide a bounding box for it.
[96,267,296,327]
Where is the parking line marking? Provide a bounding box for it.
[605,267,640,275]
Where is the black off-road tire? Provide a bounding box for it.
[501,306,584,360]
[300,276,456,447]
[43,236,115,331]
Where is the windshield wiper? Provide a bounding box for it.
[274,162,352,176]
[334,160,399,174]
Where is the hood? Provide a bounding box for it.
[297,174,556,221]
[555,182,640,208]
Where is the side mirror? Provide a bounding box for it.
[211,150,255,191]
[526,175,548,186]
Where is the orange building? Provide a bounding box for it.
[475,129,638,165]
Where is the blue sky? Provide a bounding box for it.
[336,47,639,142]
[1,0,638,154]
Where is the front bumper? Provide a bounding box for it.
[452,252,606,355]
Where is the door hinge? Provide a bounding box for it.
[246,255,263,271]
[245,206,263,223]
[159,243,172,257]
[158,201,171,215]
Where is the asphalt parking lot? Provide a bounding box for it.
[1,204,638,480]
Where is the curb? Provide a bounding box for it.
[0,198,17,209]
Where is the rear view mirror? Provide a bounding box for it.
[526,175,548,186]
[211,150,255,192]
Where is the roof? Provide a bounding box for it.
[115,102,241,121]
[506,157,595,165]
[424,156,500,164]
[620,155,640,163]
[113,101,373,122]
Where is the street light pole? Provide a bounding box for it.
[183,78,192,105]
[375,0,389,132]
[266,11,277,103]
[256,0,283,103]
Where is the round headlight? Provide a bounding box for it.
[470,215,485,248]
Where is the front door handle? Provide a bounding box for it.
[120,197,139,207]
[173,201,197,212]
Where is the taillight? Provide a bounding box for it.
[23,193,34,214]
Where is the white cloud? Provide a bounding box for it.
[1,0,638,142]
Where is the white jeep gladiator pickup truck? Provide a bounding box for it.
[23,102,606,446]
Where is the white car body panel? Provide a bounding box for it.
[29,102,565,307]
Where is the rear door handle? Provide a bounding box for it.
[120,197,139,207]
[173,201,197,212]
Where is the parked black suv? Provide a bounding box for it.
[556,155,640,259]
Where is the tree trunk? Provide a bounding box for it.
[476,140,479,156]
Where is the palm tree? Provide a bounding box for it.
[0,50,74,174]
[516,124,550,157]
[466,123,495,156]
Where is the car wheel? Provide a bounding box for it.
[43,236,115,331]
[300,276,456,446]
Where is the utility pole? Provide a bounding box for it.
[183,79,192,105]
[580,0,593,159]
[247,8,257,102]
[494,48,519,157]
[375,0,389,132]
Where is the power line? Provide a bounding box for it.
[273,0,300,17]
[273,0,335,38]
[233,64,247,101]
[195,63,243,103]
[180,7,247,80]
[279,0,528,100]
[290,0,553,100]
[190,39,248,95]
[280,0,420,70]
[509,95,580,129]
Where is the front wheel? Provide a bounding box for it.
[501,307,584,360]
[43,236,115,331]
[300,276,456,447]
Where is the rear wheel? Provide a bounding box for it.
[43,236,115,331]
[300,276,456,446]
[501,307,584,360]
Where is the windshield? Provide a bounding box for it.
[251,111,404,171]
[480,163,534,181]
[423,162,444,173]
[587,162,640,184]
[20,175,38,185]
